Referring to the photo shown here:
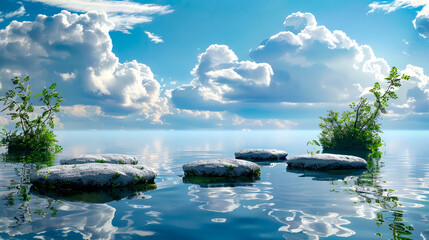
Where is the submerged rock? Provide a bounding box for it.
[30,163,156,189]
[60,154,139,165]
[286,154,367,170]
[235,149,288,161]
[183,159,260,178]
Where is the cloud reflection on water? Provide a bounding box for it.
[0,202,117,239]
[184,166,384,240]
[187,184,273,213]
[270,209,355,239]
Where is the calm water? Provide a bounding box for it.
[0,130,428,240]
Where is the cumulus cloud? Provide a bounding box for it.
[250,12,391,103]
[145,31,163,43]
[0,11,169,123]
[171,12,390,116]
[283,11,317,33]
[25,0,173,33]
[398,64,429,114]
[369,0,429,38]
[171,44,274,111]
[171,11,429,128]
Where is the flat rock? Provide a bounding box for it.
[286,154,367,170]
[235,149,288,161]
[183,159,260,178]
[60,154,138,165]
[30,163,156,189]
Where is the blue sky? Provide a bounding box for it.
[0,0,428,129]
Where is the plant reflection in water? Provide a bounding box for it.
[325,150,415,240]
[1,151,61,228]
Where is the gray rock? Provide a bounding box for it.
[60,154,139,165]
[183,158,260,177]
[235,149,288,161]
[30,163,156,189]
[286,154,367,170]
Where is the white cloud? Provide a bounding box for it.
[57,72,76,81]
[232,115,297,129]
[379,64,429,123]
[172,44,273,107]
[26,0,173,33]
[368,0,427,13]
[266,119,298,129]
[0,11,169,124]
[283,11,317,33]
[250,12,391,103]
[0,116,8,125]
[172,12,389,112]
[397,64,429,114]
[4,5,26,19]
[62,105,103,118]
[145,31,163,43]
[369,0,429,38]
[171,12,429,127]
[0,4,26,20]
[403,64,429,90]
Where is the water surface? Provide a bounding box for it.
[0,130,428,239]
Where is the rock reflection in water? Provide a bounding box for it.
[0,152,158,239]
[186,182,273,213]
[286,168,365,181]
[182,175,259,187]
[30,184,157,204]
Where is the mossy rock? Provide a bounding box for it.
[60,154,139,165]
[235,149,288,161]
[183,159,261,178]
[30,163,157,189]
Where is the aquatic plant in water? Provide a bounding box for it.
[0,76,64,153]
[313,67,409,152]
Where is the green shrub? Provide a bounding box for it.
[0,76,64,153]
[315,67,409,152]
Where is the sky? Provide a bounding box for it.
[0,0,428,130]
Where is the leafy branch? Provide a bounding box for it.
[312,67,409,152]
[0,76,64,153]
